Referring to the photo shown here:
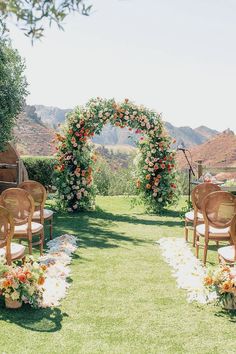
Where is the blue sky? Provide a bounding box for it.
[9,0,236,132]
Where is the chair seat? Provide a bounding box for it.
[196,223,230,237]
[14,222,43,234]
[218,245,236,262]
[0,243,25,259]
[185,210,203,221]
[33,209,53,220]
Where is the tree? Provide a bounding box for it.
[0,39,28,151]
[0,0,92,40]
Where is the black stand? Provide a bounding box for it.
[181,150,195,207]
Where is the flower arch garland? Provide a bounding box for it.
[54,98,177,212]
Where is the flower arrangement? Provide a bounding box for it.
[53,97,178,213]
[0,257,47,308]
[204,266,236,309]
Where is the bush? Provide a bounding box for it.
[93,157,137,196]
[22,156,56,190]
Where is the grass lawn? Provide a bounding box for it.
[0,196,236,354]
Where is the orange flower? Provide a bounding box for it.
[136,179,141,188]
[146,183,151,189]
[220,280,233,293]
[38,276,45,286]
[17,273,27,283]
[2,279,12,288]
[145,174,151,180]
[40,264,47,271]
[204,276,213,286]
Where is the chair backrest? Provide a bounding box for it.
[202,191,236,229]
[191,183,221,212]
[1,188,34,226]
[0,206,14,264]
[19,180,46,211]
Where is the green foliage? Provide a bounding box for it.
[54,97,178,213]
[93,156,137,196]
[0,0,92,40]
[0,39,28,151]
[22,156,56,190]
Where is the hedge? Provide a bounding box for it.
[22,156,57,190]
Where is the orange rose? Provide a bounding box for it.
[204,276,213,286]
[136,179,141,188]
[146,184,151,189]
[38,276,45,286]
[145,174,151,180]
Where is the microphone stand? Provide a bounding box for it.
[179,149,195,207]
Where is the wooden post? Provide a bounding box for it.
[196,160,203,179]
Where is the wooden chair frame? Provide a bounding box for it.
[19,180,53,240]
[185,183,221,246]
[196,191,236,265]
[1,188,44,255]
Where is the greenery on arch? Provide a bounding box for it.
[54,98,178,213]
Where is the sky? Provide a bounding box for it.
[8,0,236,132]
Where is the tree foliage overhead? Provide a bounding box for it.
[0,0,92,39]
[0,39,28,151]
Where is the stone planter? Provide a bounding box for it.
[5,297,22,309]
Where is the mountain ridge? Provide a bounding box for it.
[34,104,219,148]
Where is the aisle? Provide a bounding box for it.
[1,197,236,354]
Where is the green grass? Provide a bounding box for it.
[1,196,236,354]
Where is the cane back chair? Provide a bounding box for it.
[185,183,221,245]
[196,191,236,265]
[19,180,54,240]
[1,188,44,255]
[218,214,236,263]
[0,205,25,264]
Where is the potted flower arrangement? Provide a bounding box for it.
[204,265,236,310]
[0,257,47,309]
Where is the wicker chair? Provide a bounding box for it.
[218,214,236,263]
[0,205,25,264]
[1,188,44,255]
[195,191,236,265]
[19,180,54,240]
[185,183,221,245]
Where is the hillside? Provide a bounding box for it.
[176,129,236,171]
[34,104,219,147]
[13,106,55,156]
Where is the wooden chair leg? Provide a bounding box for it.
[185,220,188,242]
[40,229,44,256]
[49,218,53,240]
[203,241,208,265]
[196,234,200,258]
[28,240,32,255]
[193,227,196,247]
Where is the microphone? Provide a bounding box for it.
[177,143,186,151]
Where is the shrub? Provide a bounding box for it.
[22,156,56,190]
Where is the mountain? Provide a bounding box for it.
[34,104,219,147]
[176,129,236,171]
[13,105,55,156]
[34,105,71,129]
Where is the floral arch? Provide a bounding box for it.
[54,98,177,212]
